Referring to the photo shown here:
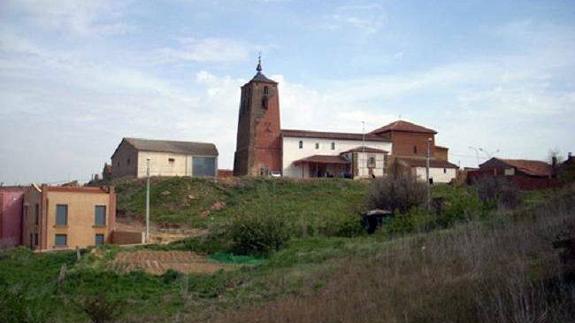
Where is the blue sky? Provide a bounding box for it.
[1,0,574,184]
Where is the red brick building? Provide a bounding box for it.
[0,187,25,247]
[468,157,559,190]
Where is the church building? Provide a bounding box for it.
[233,60,458,182]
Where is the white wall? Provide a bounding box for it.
[354,152,387,178]
[282,137,392,178]
[414,167,457,184]
[136,152,191,177]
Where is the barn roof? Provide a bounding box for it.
[281,129,390,142]
[396,157,459,169]
[495,158,551,177]
[114,138,218,157]
[370,120,437,135]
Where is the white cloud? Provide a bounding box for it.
[321,3,387,34]
[2,0,132,36]
[150,37,255,64]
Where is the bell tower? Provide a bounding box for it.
[233,57,282,176]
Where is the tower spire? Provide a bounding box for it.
[256,53,262,72]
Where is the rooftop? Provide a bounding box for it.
[114,138,218,158]
[293,155,350,165]
[370,120,437,135]
[282,129,390,142]
[395,157,459,169]
[491,158,552,177]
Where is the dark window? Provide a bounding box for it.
[331,142,335,150]
[117,161,120,167]
[127,158,131,165]
[368,157,376,168]
[443,168,447,174]
[95,206,106,226]
[168,158,175,163]
[34,233,38,246]
[95,234,105,246]
[299,141,303,149]
[55,234,67,247]
[34,204,39,225]
[413,146,418,154]
[29,233,33,248]
[56,205,68,226]
[192,157,216,177]
[315,143,319,149]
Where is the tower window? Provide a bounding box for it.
[168,158,175,163]
[315,143,319,149]
[127,158,130,165]
[299,141,303,149]
[331,142,335,150]
[413,146,418,154]
[264,86,269,96]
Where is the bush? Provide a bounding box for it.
[366,174,427,213]
[474,177,521,209]
[228,212,290,255]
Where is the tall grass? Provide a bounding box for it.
[213,185,575,323]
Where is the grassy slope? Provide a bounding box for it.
[1,179,573,322]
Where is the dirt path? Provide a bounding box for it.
[113,250,234,275]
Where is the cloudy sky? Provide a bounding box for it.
[1,0,574,184]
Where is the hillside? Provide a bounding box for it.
[1,179,574,322]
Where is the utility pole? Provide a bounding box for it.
[426,138,432,210]
[146,158,151,244]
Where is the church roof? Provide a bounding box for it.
[251,71,277,83]
[113,138,218,158]
[341,146,389,154]
[281,129,390,142]
[370,120,437,135]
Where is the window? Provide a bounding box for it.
[168,158,175,163]
[127,158,131,165]
[413,146,418,154]
[34,204,39,225]
[367,157,376,168]
[264,86,269,96]
[55,234,67,247]
[331,142,335,150]
[56,204,68,226]
[299,140,303,149]
[34,233,38,246]
[95,206,106,226]
[443,168,447,174]
[315,143,319,149]
[192,156,217,177]
[95,234,105,246]
[29,233,33,248]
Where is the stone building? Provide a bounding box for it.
[111,138,218,178]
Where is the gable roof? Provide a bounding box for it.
[395,157,459,169]
[370,120,437,135]
[113,138,218,158]
[281,129,390,142]
[494,158,551,177]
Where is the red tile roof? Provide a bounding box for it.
[396,157,459,169]
[370,120,437,135]
[341,146,388,154]
[281,129,390,142]
[293,155,351,165]
[498,159,552,177]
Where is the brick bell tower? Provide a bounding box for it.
[233,57,282,176]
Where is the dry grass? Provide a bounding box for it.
[212,187,575,323]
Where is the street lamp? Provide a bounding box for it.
[146,157,151,243]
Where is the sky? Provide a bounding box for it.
[1,0,574,185]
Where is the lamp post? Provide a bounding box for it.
[146,158,151,243]
[426,138,432,210]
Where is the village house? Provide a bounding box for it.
[233,59,458,182]
[468,157,559,190]
[0,186,25,247]
[111,138,218,179]
[22,184,116,250]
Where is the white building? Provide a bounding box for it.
[394,157,459,184]
[110,138,218,178]
[281,129,392,178]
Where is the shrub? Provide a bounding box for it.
[365,174,427,213]
[228,212,290,255]
[474,176,521,209]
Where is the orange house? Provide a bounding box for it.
[22,184,116,251]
